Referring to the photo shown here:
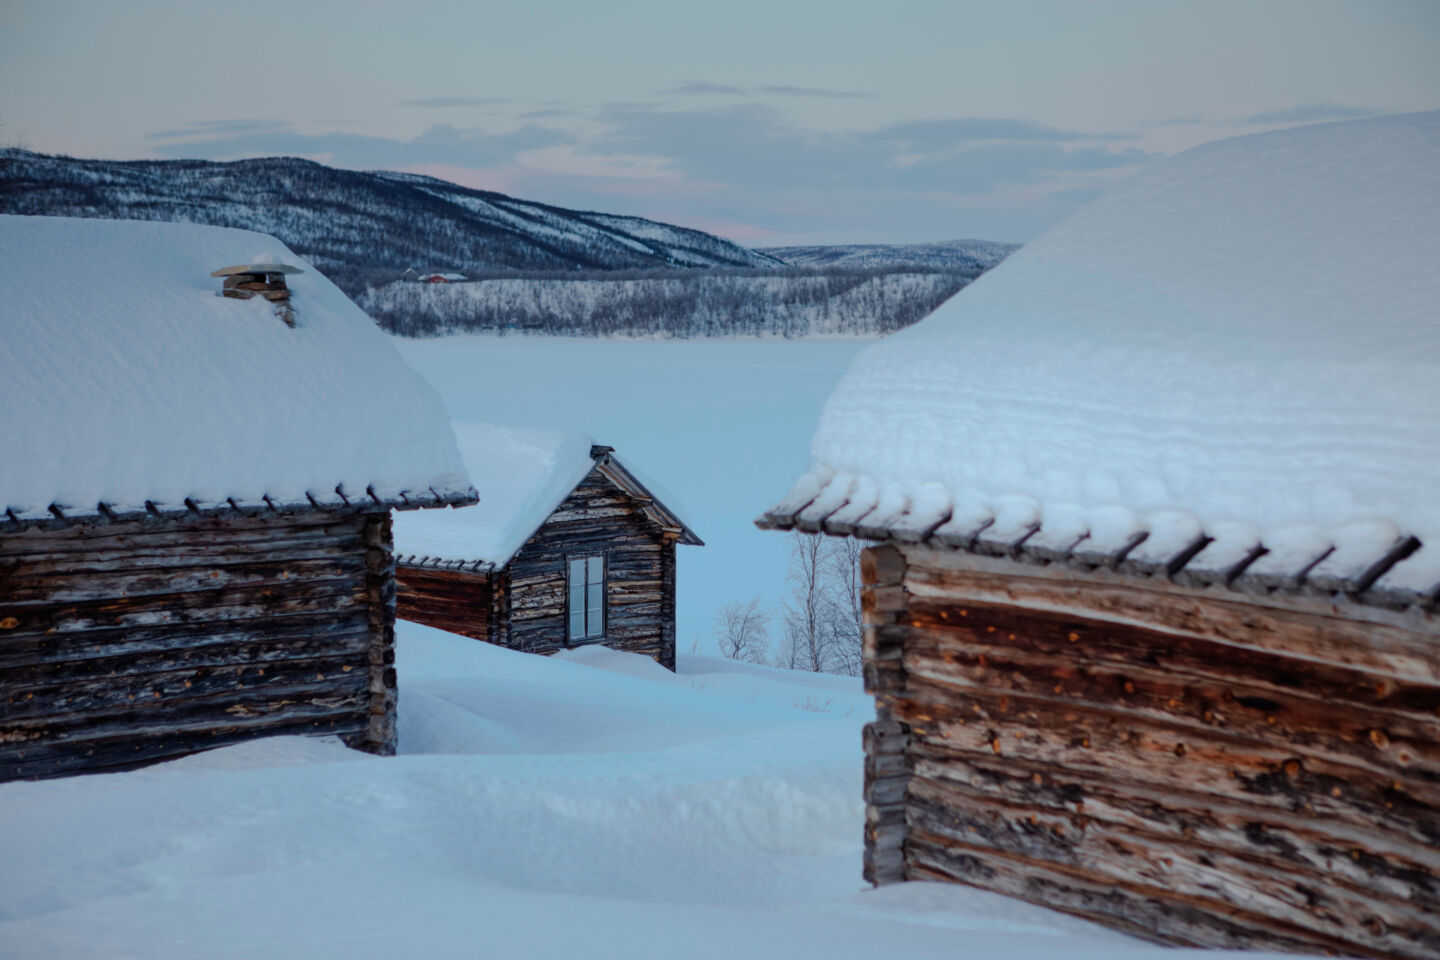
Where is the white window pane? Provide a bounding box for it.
[587,556,604,586]
[568,558,586,639]
[587,582,604,637]
[568,588,586,638]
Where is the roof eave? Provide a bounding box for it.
[3,483,479,533]
[756,483,1438,615]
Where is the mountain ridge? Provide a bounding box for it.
[0,149,782,295]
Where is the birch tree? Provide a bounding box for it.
[825,535,865,677]
[781,532,833,673]
[714,597,770,663]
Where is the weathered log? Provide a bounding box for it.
[863,718,911,886]
[0,510,396,779]
[901,752,1439,900]
[852,542,1440,958]
[905,831,1383,955]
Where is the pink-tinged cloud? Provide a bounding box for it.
[400,164,516,194]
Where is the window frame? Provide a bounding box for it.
[566,552,607,642]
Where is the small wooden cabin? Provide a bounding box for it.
[394,424,702,670]
[761,113,1440,959]
[0,216,476,781]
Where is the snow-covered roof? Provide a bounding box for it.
[395,422,701,570]
[0,215,476,526]
[762,112,1440,609]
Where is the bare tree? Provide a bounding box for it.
[825,536,865,677]
[773,618,807,671]
[781,532,833,673]
[714,596,770,663]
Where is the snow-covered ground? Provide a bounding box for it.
[0,623,1278,958]
[393,334,871,655]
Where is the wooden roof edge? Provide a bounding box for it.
[210,263,304,277]
[756,482,1439,615]
[1,484,478,532]
[387,484,479,512]
[594,455,704,547]
[395,554,496,574]
[753,511,798,532]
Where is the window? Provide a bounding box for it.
[567,555,605,641]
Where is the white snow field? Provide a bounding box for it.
[393,335,873,650]
[0,622,1283,959]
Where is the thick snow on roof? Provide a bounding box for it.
[394,422,701,567]
[797,113,1440,567]
[0,215,473,520]
[393,422,598,567]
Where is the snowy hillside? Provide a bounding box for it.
[761,238,1020,271]
[0,149,780,296]
[363,269,974,337]
[0,621,1285,959]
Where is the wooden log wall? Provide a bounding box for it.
[503,467,675,668]
[659,539,677,672]
[859,543,1440,959]
[861,544,912,886]
[0,510,398,781]
[395,565,492,643]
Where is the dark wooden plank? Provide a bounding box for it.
[395,565,491,644]
[864,545,1440,959]
[0,509,394,780]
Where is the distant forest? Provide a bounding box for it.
[361,266,981,338]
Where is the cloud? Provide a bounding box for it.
[890,142,1150,193]
[757,85,874,100]
[398,97,508,108]
[1144,114,1207,127]
[661,82,874,99]
[148,122,567,170]
[660,82,746,96]
[517,108,575,120]
[593,104,1152,196]
[873,118,1083,145]
[147,118,292,141]
[1238,103,1377,125]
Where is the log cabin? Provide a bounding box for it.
[0,215,477,781]
[759,113,1440,958]
[394,423,702,670]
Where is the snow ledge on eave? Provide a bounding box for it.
[756,469,1440,615]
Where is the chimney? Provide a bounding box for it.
[210,263,304,326]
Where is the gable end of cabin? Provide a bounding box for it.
[396,464,683,670]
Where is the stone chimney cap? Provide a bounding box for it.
[210,263,304,278]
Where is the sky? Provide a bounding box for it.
[2,0,1438,245]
